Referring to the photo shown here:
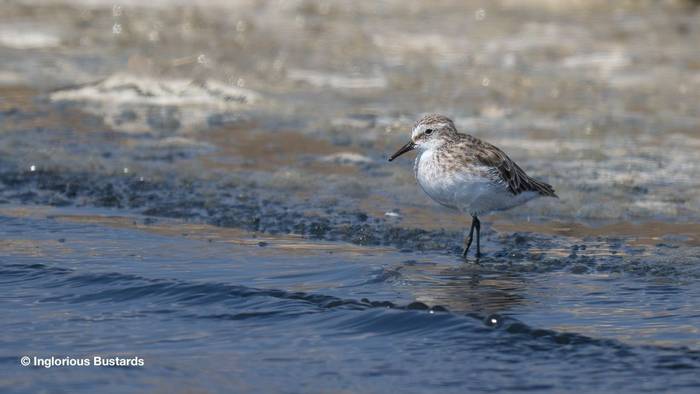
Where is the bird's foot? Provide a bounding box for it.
[461,250,481,263]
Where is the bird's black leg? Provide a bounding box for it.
[462,217,477,259]
[474,216,481,259]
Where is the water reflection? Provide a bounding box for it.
[394,258,528,314]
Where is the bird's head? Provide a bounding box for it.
[388,114,457,161]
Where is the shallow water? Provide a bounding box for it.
[2,0,700,392]
[2,205,700,393]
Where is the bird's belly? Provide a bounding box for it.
[416,155,534,215]
[417,170,493,211]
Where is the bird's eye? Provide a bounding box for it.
[425,129,433,135]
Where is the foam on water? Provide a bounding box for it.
[50,74,262,107]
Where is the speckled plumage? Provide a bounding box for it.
[389,113,557,258]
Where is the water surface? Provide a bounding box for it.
[2,0,700,392]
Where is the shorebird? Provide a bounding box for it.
[388,114,557,259]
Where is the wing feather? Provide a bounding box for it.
[466,135,557,197]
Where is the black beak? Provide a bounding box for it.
[388,141,415,162]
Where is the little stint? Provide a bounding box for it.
[388,114,557,259]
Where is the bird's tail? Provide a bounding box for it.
[530,177,557,198]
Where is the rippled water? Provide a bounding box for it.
[2,0,700,392]
[3,206,700,393]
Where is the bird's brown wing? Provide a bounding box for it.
[467,135,557,197]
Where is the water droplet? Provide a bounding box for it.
[112,24,122,35]
[475,9,486,21]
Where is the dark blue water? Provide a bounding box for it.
[2,206,700,393]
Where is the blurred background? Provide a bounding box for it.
[2,0,700,229]
[3,1,700,393]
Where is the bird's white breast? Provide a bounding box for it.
[414,149,537,215]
